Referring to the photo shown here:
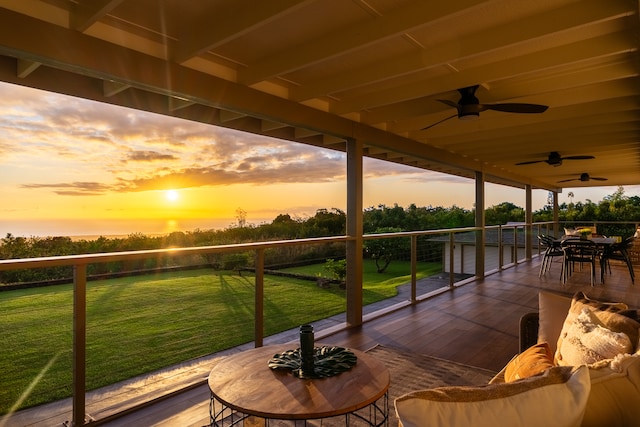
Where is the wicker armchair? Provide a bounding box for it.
[519,312,539,353]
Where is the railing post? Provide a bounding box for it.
[72,264,87,426]
[254,249,264,347]
[513,227,518,264]
[410,235,417,303]
[498,226,504,270]
[449,233,455,287]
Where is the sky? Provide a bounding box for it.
[0,81,637,238]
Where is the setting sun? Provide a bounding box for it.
[166,189,179,202]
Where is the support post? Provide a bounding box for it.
[475,171,485,278]
[410,235,417,302]
[346,137,363,327]
[553,191,560,237]
[525,184,532,260]
[255,249,264,347]
[72,264,87,426]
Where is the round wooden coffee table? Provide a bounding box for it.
[208,344,390,426]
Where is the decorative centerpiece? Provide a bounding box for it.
[268,324,357,378]
[579,228,593,240]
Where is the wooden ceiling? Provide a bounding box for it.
[0,0,639,192]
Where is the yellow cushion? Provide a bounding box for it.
[395,366,590,427]
[504,342,554,382]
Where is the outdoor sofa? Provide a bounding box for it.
[394,290,640,427]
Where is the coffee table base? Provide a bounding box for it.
[209,392,389,426]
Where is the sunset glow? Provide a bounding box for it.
[165,190,179,202]
[0,82,637,238]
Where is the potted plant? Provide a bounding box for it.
[579,228,593,240]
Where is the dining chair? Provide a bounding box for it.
[537,234,563,277]
[560,239,598,286]
[600,236,635,284]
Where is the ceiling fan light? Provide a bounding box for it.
[458,112,479,120]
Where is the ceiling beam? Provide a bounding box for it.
[103,80,130,97]
[70,0,124,32]
[293,0,634,104]
[345,33,637,118]
[238,0,489,85]
[172,0,310,64]
[0,7,568,191]
[168,97,195,112]
[16,58,40,78]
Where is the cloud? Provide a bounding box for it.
[20,181,112,196]
[125,150,179,162]
[1,82,432,197]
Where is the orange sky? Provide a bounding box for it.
[0,82,636,237]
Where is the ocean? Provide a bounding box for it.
[0,217,273,240]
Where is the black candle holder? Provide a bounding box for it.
[299,324,315,376]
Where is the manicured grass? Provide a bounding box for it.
[285,259,442,302]
[0,260,440,414]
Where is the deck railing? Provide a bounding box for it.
[1,221,637,425]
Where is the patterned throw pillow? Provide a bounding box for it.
[555,292,640,366]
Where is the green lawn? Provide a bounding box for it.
[285,260,442,302]
[0,260,440,413]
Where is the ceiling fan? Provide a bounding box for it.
[558,173,607,183]
[515,151,595,167]
[422,85,548,130]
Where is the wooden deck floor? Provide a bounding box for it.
[62,257,640,426]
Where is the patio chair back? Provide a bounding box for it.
[561,239,598,286]
[601,236,635,284]
[538,234,562,277]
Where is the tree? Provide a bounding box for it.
[484,202,524,225]
[304,208,345,236]
[363,227,411,273]
[323,258,346,282]
[546,191,554,210]
[235,208,247,228]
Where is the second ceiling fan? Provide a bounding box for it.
[515,152,595,167]
[423,85,549,130]
[558,173,607,183]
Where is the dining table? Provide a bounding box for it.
[554,236,618,285]
[556,236,617,247]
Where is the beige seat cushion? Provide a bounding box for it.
[582,354,640,427]
[395,366,589,427]
[538,291,572,355]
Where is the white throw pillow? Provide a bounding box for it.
[556,308,632,366]
[555,292,639,366]
[394,366,590,427]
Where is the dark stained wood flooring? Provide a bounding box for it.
[65,257,640,426]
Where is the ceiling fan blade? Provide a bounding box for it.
[592,177,608,181]
[421,114,457,130]
[562,155,596,161]
[483,103,549,113]
[437,99,460,109]
[557,178,578,183]
[515,159,544,166]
